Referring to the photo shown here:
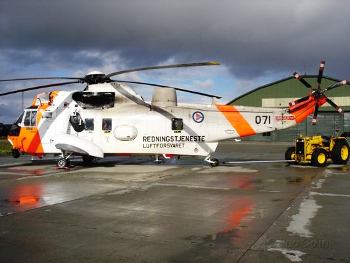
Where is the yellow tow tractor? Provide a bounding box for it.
[285,135,350,167]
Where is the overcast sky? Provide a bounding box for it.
[1,0,350,122]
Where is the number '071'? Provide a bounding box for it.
[255,115,271,124]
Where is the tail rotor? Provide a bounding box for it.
[290,60,348,125]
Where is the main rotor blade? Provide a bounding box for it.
[312,104,319,125]
[0,81,81,97]
[293,72,312,89]
[0,77,82,82]
[326,97,343,113]
[106,61,220,78]
[113,80,222,99]
[317,60,325,89]
[324,80,349,92]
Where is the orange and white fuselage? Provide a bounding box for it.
[7,82,324,159]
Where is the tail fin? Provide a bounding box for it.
[288,95,327,124]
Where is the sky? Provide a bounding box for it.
[1,0,350,123]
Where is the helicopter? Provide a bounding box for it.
[0,60,348,168]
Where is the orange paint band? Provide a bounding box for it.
[216,105,256,137]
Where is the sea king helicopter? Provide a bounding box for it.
[0,60,348,168]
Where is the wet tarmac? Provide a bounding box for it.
[0,141,349,262]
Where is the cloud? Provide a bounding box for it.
[1,0,350,122]
[1,0,350,77]
[194,79,214,89]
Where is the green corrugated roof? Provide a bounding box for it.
[228,75,350,111]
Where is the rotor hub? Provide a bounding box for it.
[84,71,110,84]
[291,60,348,125]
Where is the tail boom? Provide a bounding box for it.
[288,95,327,123]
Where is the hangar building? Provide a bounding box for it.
[228,76,350,141]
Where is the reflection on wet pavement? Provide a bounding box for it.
[6,184,42,211]
[227,175,258,190]
[223,198,255,234]
[0,142,349,262]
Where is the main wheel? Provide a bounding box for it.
[210,158,219,167]
[285,147,296,162]
[57,158,68,169]
[331,140,349,164]
[311,148,328,167]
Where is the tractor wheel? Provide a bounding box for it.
[311,148,328,167]
[331,140,350,164]
[285,147,296,162]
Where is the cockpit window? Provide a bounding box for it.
[15,112,24,125]
[23,110,37,127]
[23,112,31,126]
[31,111,37,125]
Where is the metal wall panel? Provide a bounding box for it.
[344,113,350,133]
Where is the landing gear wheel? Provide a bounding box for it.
[311,148,328,167]
[204,156,220,167]
[285,147,296,163]
[82,155,95,164]
[12,149,20,159]
[154,154,164,164]
[57,158,69,169]
[331,141,349,164]
[209,158,219,167]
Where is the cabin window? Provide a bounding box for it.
[172,118,183,131]
[102,118,112,132]
[23,110,37,127]
[85,118,94,131]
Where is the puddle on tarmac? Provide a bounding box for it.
[186,197,255,246]
[176,197,255,261]
[3,184,42,212]
[329,165,349,172]
[286,174,316,184]
[226,175,260,190]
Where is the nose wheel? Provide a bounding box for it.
[12,149,20,159]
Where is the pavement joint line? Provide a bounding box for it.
[236,170,326,262]
[310,191,350,198]
[0,162,31,168]
[154,182,232,190]
[0,172,34,176]
[76,205,227,223]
